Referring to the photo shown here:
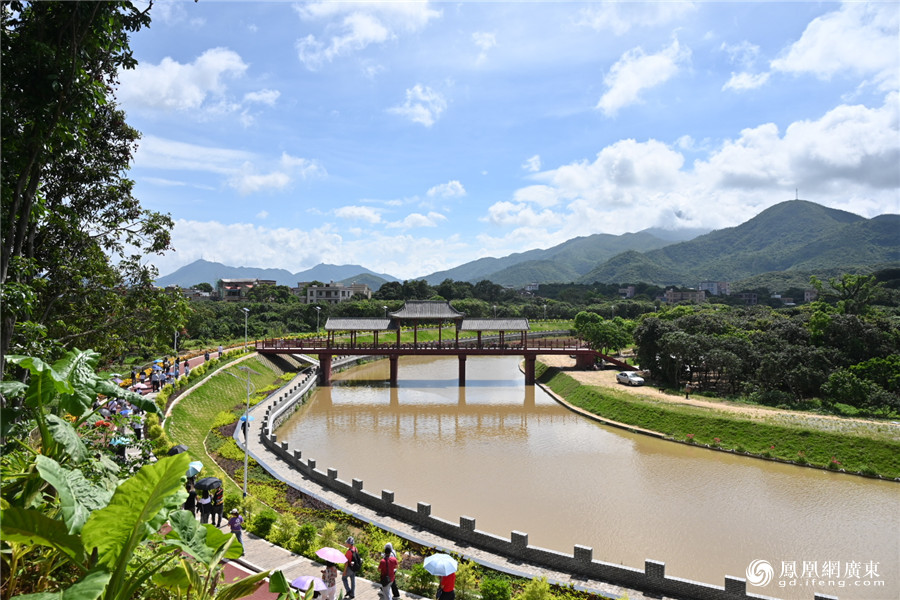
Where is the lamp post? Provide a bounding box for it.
[383,305,388,318]
[221,367,259,497]
[174,330,179,357]
[315,306,321,335]
[493,304,497,318]
[242,307,249,353]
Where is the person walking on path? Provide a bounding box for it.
[385,542,401,599]
[228,508,244,555]
[437,573,455,600]
[183,483,197,517]
[197,490,211,524]
[378,544,398,600]
[204,350,210,362]
[342,536,360,599]
[321,561,339,600]
[210,485,224,527]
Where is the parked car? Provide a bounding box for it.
[616,371,645,386]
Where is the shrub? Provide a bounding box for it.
[405,563,436,597]
[249,508,279,539]
[517,576,552,600]
[480,577,511,600]
[318,521,340,550]
[455,560,477,600]
[223,494,241,515]
[292,523,318,555]
[270,515,299,547]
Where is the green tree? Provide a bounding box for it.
[1,1,182,379]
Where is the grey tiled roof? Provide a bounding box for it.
[459,318,530,331]
[389,301,465,319]
[324,317,397,331]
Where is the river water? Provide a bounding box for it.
[277,355,899,600]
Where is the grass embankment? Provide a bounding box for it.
[164,355,290,496]
[535,362,900,479]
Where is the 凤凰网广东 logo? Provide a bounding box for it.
[746,559,775,587]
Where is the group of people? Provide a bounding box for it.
[182,480,225,526]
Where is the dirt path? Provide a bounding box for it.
[537,355,900,437]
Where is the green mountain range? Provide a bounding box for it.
[422,230,682,286]
[576,200,899,286]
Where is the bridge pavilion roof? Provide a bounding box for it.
[389,300,464,320]
[459,318,530,332]
[324,317,398,331]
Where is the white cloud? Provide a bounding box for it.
[771,2,899,91]
[578,2,696,35]
[334,205,383,224]
[256,210,269,219]
[427,180,466,198]
[500,94,898,241]
[151,219,471,281]
[134,137,324,194]
[597,38,691,116]
[294,1,441,70]
[388,84,447,127]
[387,211,447,229]
[473,31,497,65]
[118,48,248,112]
[522,155,542,172]
[720,41,761,70]
[723,71,770,92]
[244,89,280,105]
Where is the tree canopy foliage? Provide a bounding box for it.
[1,1,188,380]
[633,276,900,414]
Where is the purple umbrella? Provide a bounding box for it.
[290,576,327,592]
[315,547,347,564]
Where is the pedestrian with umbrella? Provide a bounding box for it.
[378,543,399,600]
[315,545,347,600]
[183,481,197,517]
[424,554,458,600]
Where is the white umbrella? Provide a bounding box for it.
[423,554,457,576]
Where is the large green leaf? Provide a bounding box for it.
[35,456,112,534]
[0,506,85,565]
[81,454,189,570]
[53,349,101,386]
[11,568,111,600]
[215,569,271,600]
[45,415,89,464]
[151,561,195,595]
[166,511,244,562]
[6,355,73,395]
[266,570,296,597]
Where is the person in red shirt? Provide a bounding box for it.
[342,536,359,599]
[438,572,455,600]
[378,544,398,600]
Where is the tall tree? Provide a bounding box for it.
[1,1,184,379]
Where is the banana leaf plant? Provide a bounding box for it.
[0,349,275,600]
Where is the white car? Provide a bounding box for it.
[616,371,644,386]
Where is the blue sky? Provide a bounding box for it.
[119,1,900,281]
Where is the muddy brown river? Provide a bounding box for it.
[277,355,899,600]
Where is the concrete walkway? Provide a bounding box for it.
[238,369,648,600]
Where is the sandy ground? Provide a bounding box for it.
[537,354,895,430]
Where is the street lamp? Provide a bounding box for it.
[221,366,260,498]
[174,330,179,357]
[315,306,321,335]
[242,307,249,353]
[493,304,497,318]
[383,305,388,318]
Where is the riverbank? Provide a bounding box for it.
[535,356,900,479]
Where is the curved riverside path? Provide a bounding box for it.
[236,360,658,600]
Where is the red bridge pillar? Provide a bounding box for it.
[458,354,467,387]
[389,355,399,387]
[319,354,332,386]
[524,354,536,385]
